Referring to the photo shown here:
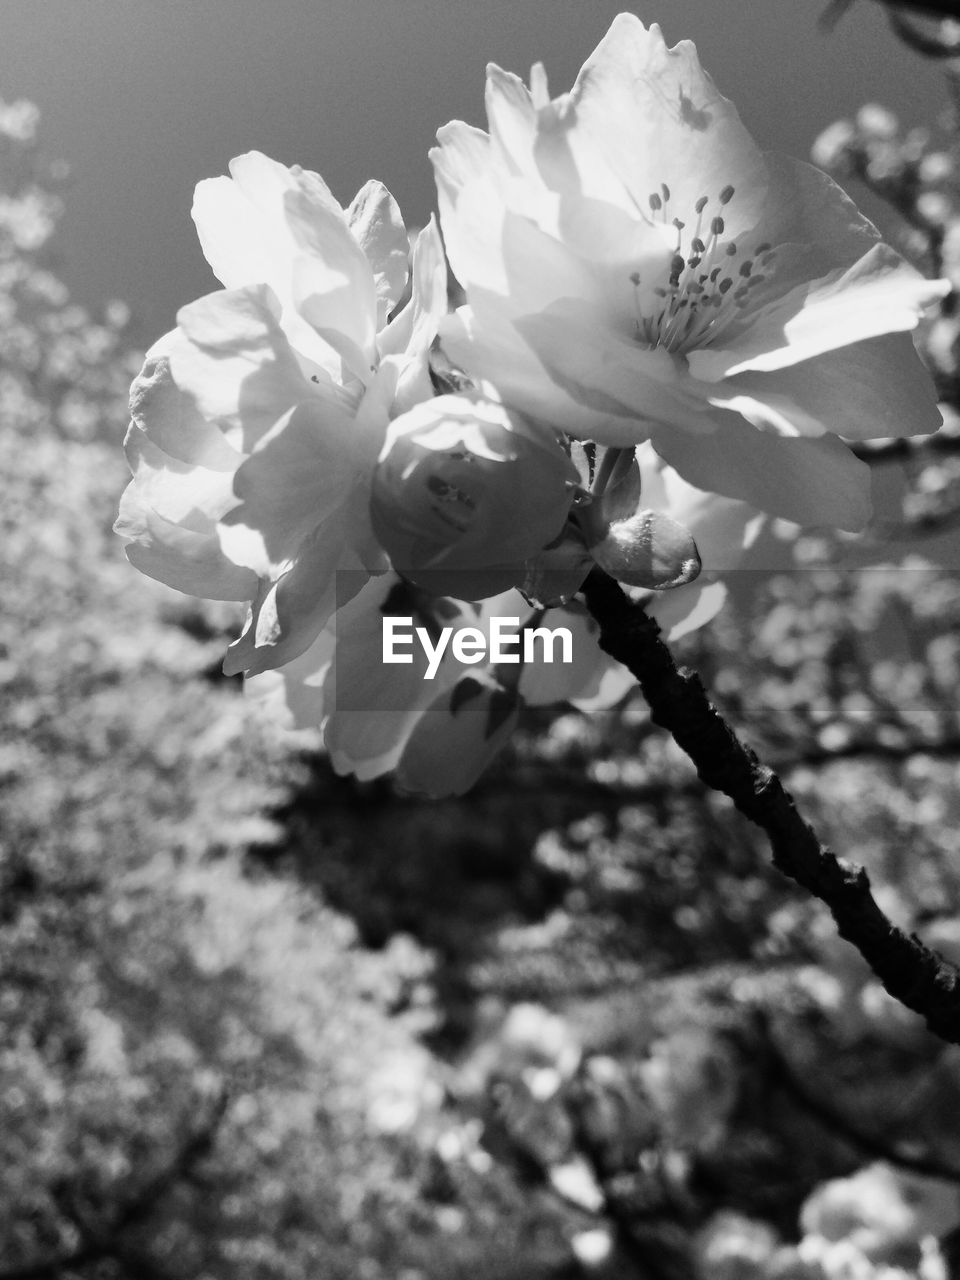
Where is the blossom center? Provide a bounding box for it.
[629,185,776,354]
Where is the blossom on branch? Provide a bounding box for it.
[370,385,578,600]
[431,13,949,530]
[116,152,447,677]
[246,573,632,796]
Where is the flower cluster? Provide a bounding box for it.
[116,16,947,794]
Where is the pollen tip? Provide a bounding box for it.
[649,192,663,211]
[661,182,671,201]
[695,196,709,214]
[711,216,725,236]
[719,185,735,205]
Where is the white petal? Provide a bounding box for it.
[568,16,769,237]
[286,187,378,361]
[115,480,256,601]
[653,413,872,529]
[689,244,951,380]
[323,576,456,779]
[513,299,718,441]
[218,400,357,573]
[129,337,242,470]
[712,332,943,441]
[395,677,519,797]
[347,179,410,328]
[222,508,377,676]
[647,580,729,641]
[173,285,314,451]
[440,305,630,439]
[245,628,335,731]
[192,175,280,292]
[519,607,607,707]
[485,63,537,175]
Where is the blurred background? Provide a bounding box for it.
[4,3,960,1278]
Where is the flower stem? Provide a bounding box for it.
[580,567,960,1046]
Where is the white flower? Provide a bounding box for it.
[370,387,578,599]
[431,15,948,530]
[633,442,765,641]
[247,574,631,796]
[115,152,447,676]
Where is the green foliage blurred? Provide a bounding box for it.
[4,63,960,1280]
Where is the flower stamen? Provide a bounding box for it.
[628,184,777,353]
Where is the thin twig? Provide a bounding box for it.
[580,569,960,1047]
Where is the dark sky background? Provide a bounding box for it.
[0,0,946,344]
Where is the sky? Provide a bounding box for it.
[0,0,948,344]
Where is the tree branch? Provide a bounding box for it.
[580,569,960,1046]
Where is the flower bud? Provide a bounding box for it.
[370,391,577,599]
[588,509,701,590]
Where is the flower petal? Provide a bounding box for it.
[285,186,378,362]
[645,579,729,642]
[652,413,872,529]
[115,479,256,601]
[712,332,943,441]
[218,399,357,573]
[688,244,950,381]
[347,179,410,328]
[519,606,609,707]
[513,299,719,441]
[223,508,376,676]
[322,576,458,779]
[173,285,313,451]
[244,627,335,731]
[568,15,769,238]
[192,174,282,293]
[395,675,520,797]
[128,336,242,471]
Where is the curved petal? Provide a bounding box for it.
[322,576,457,779]
[652,413,872,529]
[285,186,378,361]
[223,508,376,676]
[713,332,944,441]
[115,480,256,601]
[519,606,608,707]
[485,63,538,176]
[646,579,729,642]
[754,154,880,275]
[192,174,282,292]
[688,244,950,381]
[568,15,769,237]
[218,399,357,572]
[128,337,242,470]
[395,675,520,797]
[439,304,626,438]
[173,285,313,451]
[244,627,335,732]
[513,299,719,441]
[347,179,410,328]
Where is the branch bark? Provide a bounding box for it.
[580,569,960,1046]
